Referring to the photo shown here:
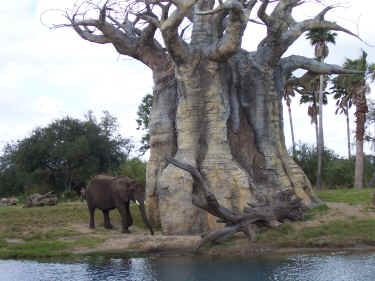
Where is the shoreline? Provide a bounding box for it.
[63,234,375,260]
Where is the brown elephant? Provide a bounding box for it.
[86,175,154,235]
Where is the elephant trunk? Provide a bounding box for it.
[138,202,154,235]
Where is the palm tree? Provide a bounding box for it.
[306,28,337,190]
[299,76,329,153]
[334,50,375,188]
[284,74,297,155]
[331,76,353,159]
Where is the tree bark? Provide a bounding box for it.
[316,73,324,190]
[354,86,367,189]
[64,0,362,235]
[153,50,320,234]
[355,139,364,189]
[346,103,351,159]
[166,156,306,249]
[287,104,296,156]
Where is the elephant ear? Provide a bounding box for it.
[115,177,136,201]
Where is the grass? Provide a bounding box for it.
[258,217,375,248]
[1,189,375,258]
[317,188,374,206]
[304,204,330,221]
[0,201,148,259]
[0,237,104,259]
[257,189,375,248]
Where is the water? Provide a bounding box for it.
[1,253,375,281]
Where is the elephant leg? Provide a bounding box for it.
[88,207,95,229]
[126,201,133,228]
[116,203,130,233]
[103,210,113,229]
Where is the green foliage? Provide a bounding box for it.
[136,94,153,155]
[292,142,375,188]
[305,28,337,46]
[0,112,133,196]
[118,158,147,184]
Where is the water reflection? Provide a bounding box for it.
[1,253,375,281]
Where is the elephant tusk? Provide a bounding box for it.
[135,200,140,206]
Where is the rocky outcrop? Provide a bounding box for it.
[24,192,58,208]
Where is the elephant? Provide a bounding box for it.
[86,175,154,235]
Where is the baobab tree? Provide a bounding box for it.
[56,0,361,235]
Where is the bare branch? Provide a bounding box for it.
[69,16,112,44]
[205,0,247,61]
[243,0,258,20]
[257,0,270,24]
[281,6,365,51]
[281,55,364,75]
[136,12,161,27]
[161,0,197,32]
[159,0,197,64]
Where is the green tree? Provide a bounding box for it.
[283,73,297,156]
[306,28,337,190]
[299,76,329,153]
[333,51,375,188]
[0,113,133,195]
[136,94,153,155]
[332,75,353,159]
[118,158,147,184]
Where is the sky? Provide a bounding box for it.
[1,0,375,158]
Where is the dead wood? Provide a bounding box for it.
[166,157,306,250]
[24,191,58,208]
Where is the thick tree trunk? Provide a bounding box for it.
[147,51,320,235]
[146,69,177,227]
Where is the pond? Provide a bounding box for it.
[1,252,375,281]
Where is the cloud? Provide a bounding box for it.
[1,0,375,158]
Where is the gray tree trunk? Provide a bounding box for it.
[316,73,324,190]
[355,139,364,189]
[346,104,351,159]
[288,104,296,156]
[354,86,367,189]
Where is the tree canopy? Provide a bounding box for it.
[0,112,133,196]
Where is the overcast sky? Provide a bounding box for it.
[1,0,375,158]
